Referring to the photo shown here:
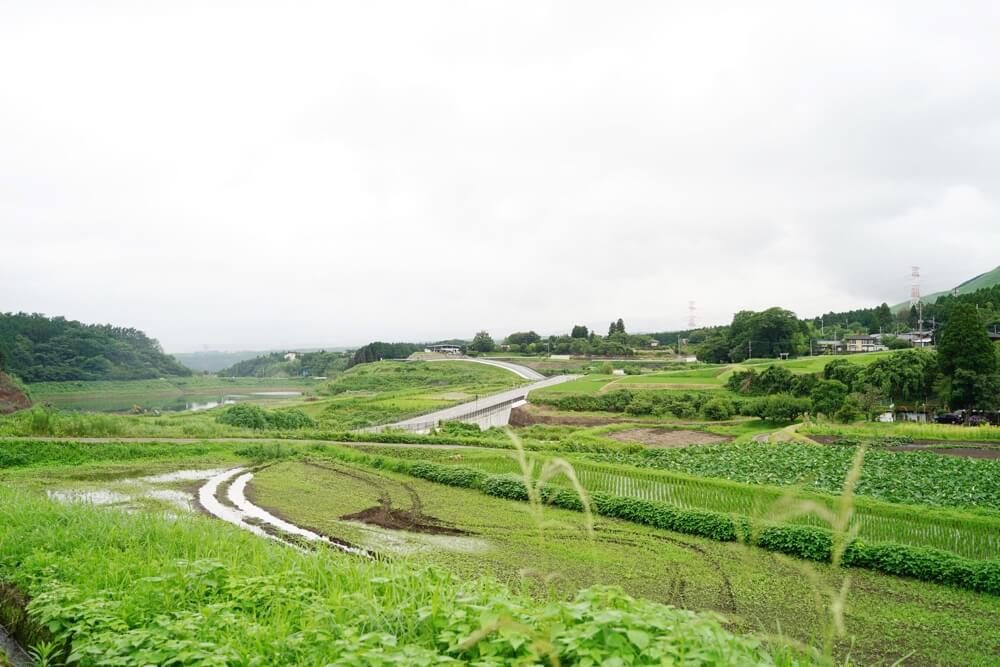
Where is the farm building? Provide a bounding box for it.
[424,344,462,355]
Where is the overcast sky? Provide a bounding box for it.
[3,2,1000,352]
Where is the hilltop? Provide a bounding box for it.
[0,312,192,382]
[892,264,1000,312]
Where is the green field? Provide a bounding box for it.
[243,453,1000,665]
[0,440,818,666]
[3,440,999,665]
[533,353,893,397]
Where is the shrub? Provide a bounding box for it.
[216,404,315,430]
[701,397,735,421]
[834,400,863,424]
[216,403,268,430]
[751,394,811,422]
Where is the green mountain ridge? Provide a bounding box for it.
[890,264,1000,313]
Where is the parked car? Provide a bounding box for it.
[934,411,991,426]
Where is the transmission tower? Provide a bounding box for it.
[687,301,697,329]
[910,266,921,307]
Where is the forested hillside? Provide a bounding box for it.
[0,313,191,382]
[218,350,350,377]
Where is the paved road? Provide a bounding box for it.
[372,374,577,433]
[423,356,546,380]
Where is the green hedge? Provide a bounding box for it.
[319,448,1000,596]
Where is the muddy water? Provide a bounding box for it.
[196,469,370,556]
[0,623,30,667]
[46,468,228,513]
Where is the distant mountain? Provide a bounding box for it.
[0,312,191,382]
[171,350,272,373]
[891,264,1000,312]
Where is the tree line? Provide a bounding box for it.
[218,350,351,378]
[726,305,999,419]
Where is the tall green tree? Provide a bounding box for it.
[936,303,998,415]
[570,325,589,339]
[504,331,540,346]
[469,331,496,353]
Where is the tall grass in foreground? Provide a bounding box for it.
[751,449,866,661]
[0,488,813,666]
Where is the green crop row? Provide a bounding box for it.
[589,442,1000,512]
[369,448,1000,560]
[318,448,1000,595]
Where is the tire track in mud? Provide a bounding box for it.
[293,460,464,535]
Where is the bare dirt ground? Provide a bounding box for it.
[0,372,30,415]
[599,382,717,392]
[605,428,731,448]
[509,404,631,426]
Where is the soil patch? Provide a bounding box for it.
[600,382,717,392]
[341,502,467,536]
[510,405,629,427]
[0,373,30,415]
[302,460,465,536]
[606,428,730,448]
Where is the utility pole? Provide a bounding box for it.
[748,340,752,361]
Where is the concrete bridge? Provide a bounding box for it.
[363,372,576,434]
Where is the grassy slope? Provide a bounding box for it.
[248,458,1000,666]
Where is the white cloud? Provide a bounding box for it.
[2,1,999,350]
